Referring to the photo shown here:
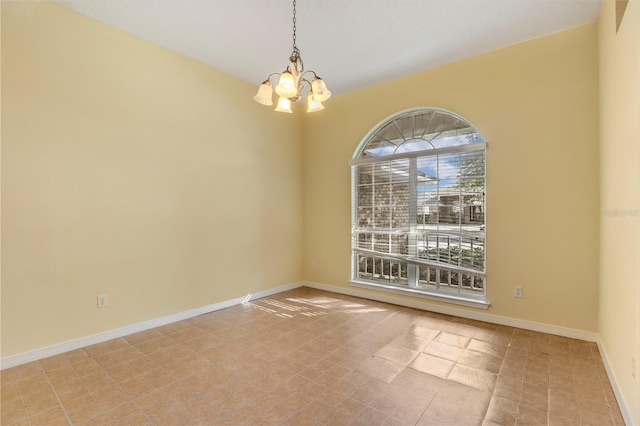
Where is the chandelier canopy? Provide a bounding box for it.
[253,0,331,113]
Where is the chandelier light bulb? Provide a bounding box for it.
[275,70,297,98]
[275,96,293,113]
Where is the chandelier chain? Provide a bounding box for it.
[291,0,300,58]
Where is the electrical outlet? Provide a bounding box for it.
[514,286,523,298]
[311,260,317,269]
[97,294,108,309]
[633,356,636,379]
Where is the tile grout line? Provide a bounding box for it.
[40,365,74,426]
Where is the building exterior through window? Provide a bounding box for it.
[350,108,488,307]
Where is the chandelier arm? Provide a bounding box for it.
[300,70,318,81]
[299,78,312,90]
[286,79,311,104]
[264,72,282,83]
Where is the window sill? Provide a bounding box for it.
[349,280,491,310]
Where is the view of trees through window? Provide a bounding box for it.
[350,108,487,302]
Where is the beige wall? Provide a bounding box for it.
[302,24,600,332]
[1,2,303,357]
[4,6,637,422]
[598,0,640,423]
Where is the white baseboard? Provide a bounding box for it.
[597,339,635,426]
[0,281,303,370]
[303,281,599,342]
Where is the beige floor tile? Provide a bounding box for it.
[390,334,430,352]
[16,375,50,396]
[488,395,519,414]
[499,365,525,382]
[300,398,332,421]
[357,356,405,383]
[434,331,472,349]
[505,345,528,358]
[104,401,144,421]
[0,396,24,414]
[390,404,428,425]
[227,404,260,424]
[523,368,550,387]
[376,345,420,365]
[483,406,517,425]
[369,394,401,416]
[1,382,21,402]
[549,398,581,422]
[580,411,616,426]
[459,349,504,374]
[516,405,548,425]
[28,406,69,426]
[40,355,68,372]
[352,405,390,425]
[261,401,300,424]
[334,397,367,418]
[468,339,508,358]
[324,410,356,425]
[509,335,532,349]
[408,325,440,340]
[155,407,192,426]
[65,401,105,424]
[444,323,479,338]
[410,353,455,378]
[548,413,580,425]
[580,399,614,416]
[439,380,492,415]
[0,405,29,426]
[448,363,498,392]
[284,412,319,425]
[390,367,445,400]
[418,395,485,425]
[473,328,497,342]
[548,372,575,393]
[0,288,627,426]
[12,362,44,381]
[22,388,59,413]
[422,340,465,362]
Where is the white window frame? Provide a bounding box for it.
[349,108,490,309]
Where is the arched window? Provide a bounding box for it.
[350,108,488,307]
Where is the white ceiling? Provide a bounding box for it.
[57,0,602,95]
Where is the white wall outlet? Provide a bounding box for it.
[311,260,317,269]
[97,294,108,309]
[632,356,636,379]
[514,286,523,298]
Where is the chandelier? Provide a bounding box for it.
[253,0,331,113]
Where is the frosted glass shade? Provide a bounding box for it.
[275,71,297,98]
[253,81,273,106]
[275,96,293,113]
[306,93,324,112]
[311,77,331,102]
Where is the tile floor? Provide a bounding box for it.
[0,287,626,425]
